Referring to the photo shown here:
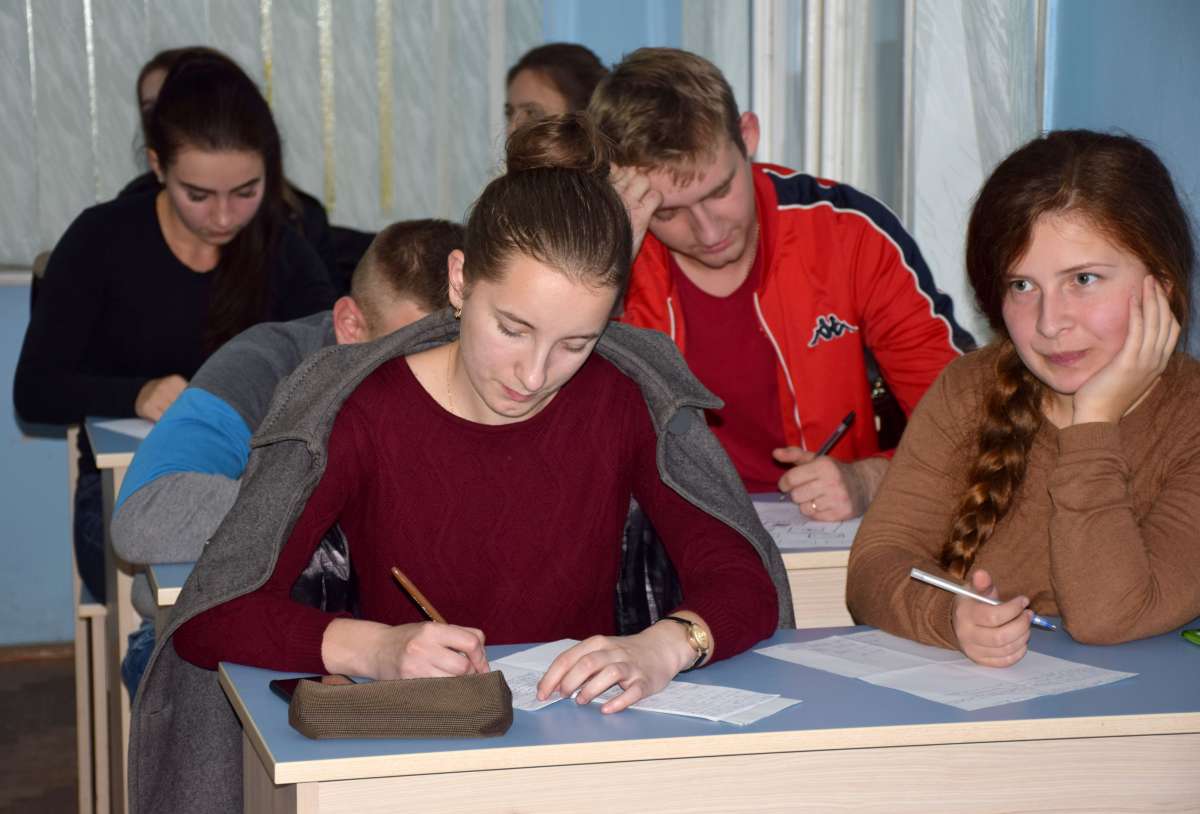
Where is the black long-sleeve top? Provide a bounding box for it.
[14,190,336,426]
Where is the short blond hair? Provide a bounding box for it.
[587,48,744,178]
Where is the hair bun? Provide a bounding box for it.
[505,113,612,179]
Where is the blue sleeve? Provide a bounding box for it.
[116,388,252,510]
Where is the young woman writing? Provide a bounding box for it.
[166,113,786,705]
[846,130,1199,665]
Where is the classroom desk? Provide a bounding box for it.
[752,494,855,628]
[84,418,142,814]
[221,623,1200,813]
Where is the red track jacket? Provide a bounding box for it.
[621,163,975,461]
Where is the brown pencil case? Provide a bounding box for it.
[288,671,513,739]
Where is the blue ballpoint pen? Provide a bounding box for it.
[910,568,1058,631]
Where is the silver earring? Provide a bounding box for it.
[453,307,462,319]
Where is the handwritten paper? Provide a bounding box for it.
[757,630,962,677]
[493,639,578,673]
[753,500,861,549]
[595,680,798,725]
[757,631,1134,711]
[495,641,799,724]
[494,665,560,711]
[93,417,154,439]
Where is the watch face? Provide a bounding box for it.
[692,626,710,650]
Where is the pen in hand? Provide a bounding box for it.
[815,411,855,457]
[391,566,447,624]
[910,567,1058,631]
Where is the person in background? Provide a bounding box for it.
[129,117,790,813]
[504,42,608,135]
[591,48,974,520]
[123,46,340,288]
[846,131,1199,665]
[13,52,336,604]
[111,218,463,696]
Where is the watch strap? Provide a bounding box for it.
[661,615,708,672]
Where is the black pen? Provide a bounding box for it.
[814,411,855,457]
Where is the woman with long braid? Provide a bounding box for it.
[846,130,1199,666]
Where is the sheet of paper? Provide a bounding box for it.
[758,630,1136,711]
[960,651,1137,697]
[842,630,967,662]
[862,663,1046,710]
[496,642,798,724]
[494,665,560,711]
[756,633,961,678]
[93,417,154,439]
[592,680,790,724]
[492,639,579,673]
[722,695,802,726]
[753,501,861,549]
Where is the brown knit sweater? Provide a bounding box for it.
[847,344,1200,649]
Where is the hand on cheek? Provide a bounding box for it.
[952,569,1032,667]
[1071,275,1179,425]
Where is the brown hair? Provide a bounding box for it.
[588,47,744,178]
[507,43,608,113]
[350,219,463,317]
[462,114,631,299]
[942,130,1195,578]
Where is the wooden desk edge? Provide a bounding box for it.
[781,549,850,569]
[217,662,1200,786]
[146,568,182,608]
[219,665,279,786]
[93,450,136,470]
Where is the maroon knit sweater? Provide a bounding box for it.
[174,353,778,672]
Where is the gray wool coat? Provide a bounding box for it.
[128,310,795,813]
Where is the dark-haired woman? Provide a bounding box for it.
[122,46,340,286]
[166,114,785,721]
[846,130,1200,665]
[14,53,336,603]
[504,42,607,135]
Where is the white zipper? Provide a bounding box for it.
[753,292,806,449]
[666,296,677,341]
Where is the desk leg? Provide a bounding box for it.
[102,466,136,814]
[243,732,319,813]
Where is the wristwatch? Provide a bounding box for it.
[661,615,710,672]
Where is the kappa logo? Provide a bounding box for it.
[807,313,859,347]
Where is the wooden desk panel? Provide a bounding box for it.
[782,550,852,628]
[243,732,1198,814]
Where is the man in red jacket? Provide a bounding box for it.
[590,48,974,520]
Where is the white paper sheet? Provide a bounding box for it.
[495,642,798,724]
[756,631,1135,711]
[492,639,579,673]
[593,680,786,723]
[723,695,803,726]
[753,500,861,549]
[494,665,560,711]
[93,417,154,439]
